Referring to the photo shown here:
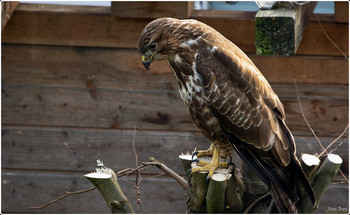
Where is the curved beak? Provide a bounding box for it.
[142,55,152,70]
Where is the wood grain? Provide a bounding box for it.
[252,55,348,84]
[2,45,348,137]
[2,44,348,84]
[1,170,188,213]
[255,2,317,55]
[2,84,347,137]
[334,1,349,23]
[1,1,19,29]
[2,169,347,213]
[1,4,348,56]
[111,1,194,18]
[2,126,348,174]
[1,126,209,174]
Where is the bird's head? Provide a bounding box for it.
[138,18,179,70]
[138,17,203,70]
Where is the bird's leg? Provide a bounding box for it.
[194,143,215,157]
[193,143,228,159]
[192,143,229,178]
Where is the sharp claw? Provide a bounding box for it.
[193,159,200,163]
[192,151,199,160]
[227,156,236,167]
[206,174,210,181]
[185,168,192,175]
[188,173,192,181]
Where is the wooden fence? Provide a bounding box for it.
[2,2,348,213]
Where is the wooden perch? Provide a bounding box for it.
[225,168,246,212]
[186,160,209,213]
[1,1,19,30]
[110,1,194,18]
[179,154,193,174]
[85,160,135,214]
[149,156,188,189]
[180,151,343,213]
[206,172,229,213]
[300,153,320,182]
[255,2,316,55]
[300,154,343,213]
[180,155,248,213]
[335,1,349,23]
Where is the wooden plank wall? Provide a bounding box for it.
[2,3,349,213]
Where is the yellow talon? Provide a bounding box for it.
[195,144,215,157]
[196,160,229,168]
[191,145,228,178]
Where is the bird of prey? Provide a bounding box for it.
[138,17,315,213]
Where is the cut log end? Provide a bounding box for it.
[178,154,192,161]
[212,173,231,182]
[327,154,343,164]
[301,153,320,166]
[84,172,111,179]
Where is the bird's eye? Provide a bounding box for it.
[149,43,157,51]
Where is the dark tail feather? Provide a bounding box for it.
[279,118,316,207]
[290,156,316,207]
[270,183,298,213]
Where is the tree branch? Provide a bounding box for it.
[300,154,343,213]
[243,193,270,214]
[85,160,135,214]
[318,123,349,157]
[149,157,188,189]
[29,187,96,209]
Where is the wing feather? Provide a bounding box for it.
[195,44,303,197]
[197,45,291,153]
[195,43,315,205]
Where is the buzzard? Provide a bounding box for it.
[138,18,315,213]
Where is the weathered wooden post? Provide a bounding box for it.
[85,160,135,214]
[255,2,316,55]
[180,152,343,213]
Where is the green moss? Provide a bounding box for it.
[255,17,295,56]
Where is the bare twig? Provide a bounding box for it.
[30,187,96,209]
[116,164,149,178]
[295,82,325,151]
[131,126,146,213]
[132,126,139,167]
[149,157,189,189]
[330,137,348,154]
[31,127,188,211]
[318,123,349,157]
[145,172,166,178]
[316,14,348,60]
[115,160,187,186]
[243,192,270,214]
[295,82,349,184]
[338,168,350,184]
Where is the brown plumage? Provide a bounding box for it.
[138,17,315,213]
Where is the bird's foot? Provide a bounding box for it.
[192,145,214,160]
[191,146,228,178]
[194,147,214,158]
